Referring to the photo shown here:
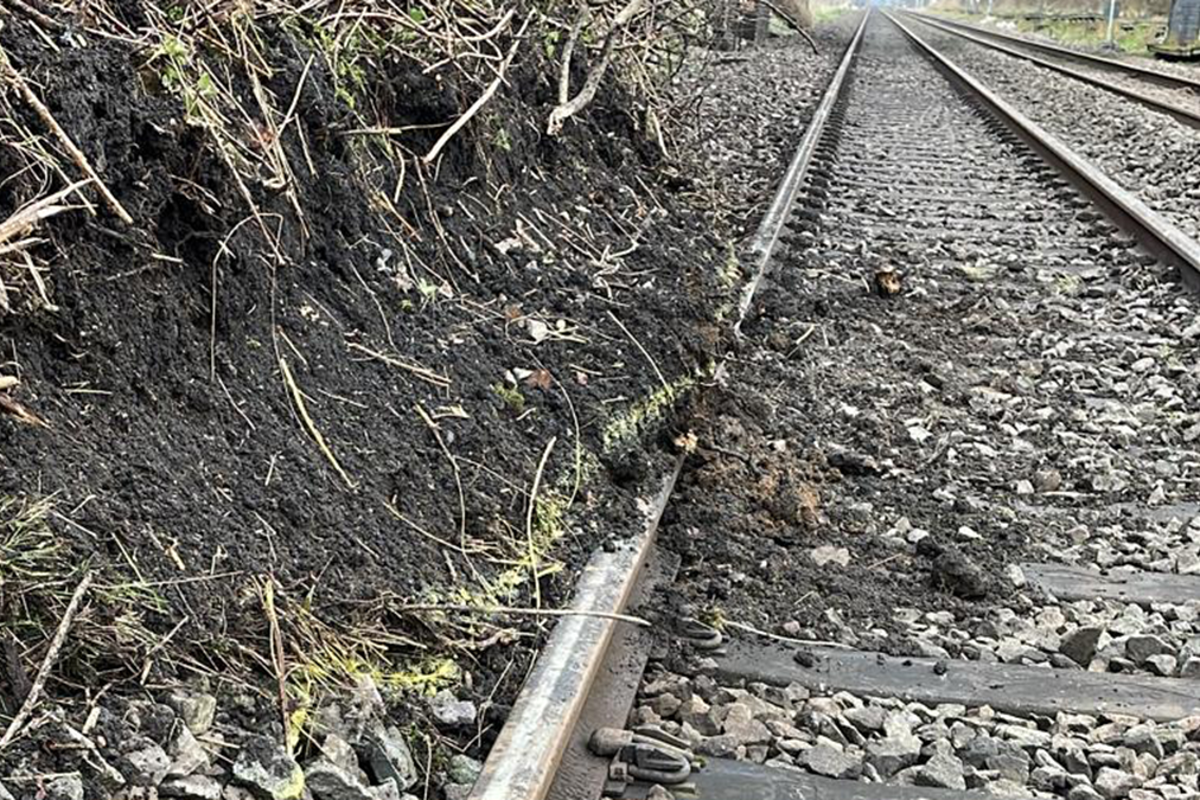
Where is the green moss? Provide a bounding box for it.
[492,383,526,414]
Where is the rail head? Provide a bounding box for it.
[734,8,870,335]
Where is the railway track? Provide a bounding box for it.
[903,12,1200,128]
[468,10,1200,800]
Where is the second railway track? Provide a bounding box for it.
[903,11,1200,128]
[469,10,1200,800]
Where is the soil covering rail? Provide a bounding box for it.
[466,12,873,800]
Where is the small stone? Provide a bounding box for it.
[802,742,862,779]
[364,726,418,791]
[679,696,722,736]
[916,752,966,790]
[1126,636,1171,665]
[722,703,771,746]
[696,734,741,758]
[1124,724,1164,758]
[232,735,306,800]
[446,755,482,786]
[1179,657,1200,679]
[1145,654,1177,677]
[166,691,219,736]
[160,776,224,800]
[0,781,12,800]
[430,691,477,728]
[646,787,675,800]
[809,545,850,568]
[1034,468,1063,493]
[843,706,886,733]
[169,725,210,778]
[866,731,921,776]
[1005,565,1027,588]
[1094,766,1141,799]
[649,693,681,719]
[126,741,172,786]
[368,783,402,800]
[1061,626,1104,666]
[43,776,84,800]
[1156,751,1197,777]
[307,754,372,800]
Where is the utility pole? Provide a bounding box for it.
[1106,0,1119,48]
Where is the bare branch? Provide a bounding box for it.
[548,0,646,136]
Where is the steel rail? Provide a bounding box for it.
[904,12,1200,130]
[886,11,1200,290]
[734,9,871,335]
[909,11,1200,92]
[467,11,874,800]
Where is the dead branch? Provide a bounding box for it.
[0,49,133,224]
[0,571,93,752]
[557,9,590,105]
[422,12,532,165]
[757,0,820,54]
[525,436,557,608]
[548,0,645,135]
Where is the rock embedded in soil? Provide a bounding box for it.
[446,754,483,786]
[232,735,306,800]
[159,775,223,800]
[364,726,419,791]
[166,690,218,736]
[430,690,477,728]
[43,775,84,800]
[125,740,172,785]
[810,545,851,568]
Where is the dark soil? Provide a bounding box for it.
[0,2,726,786]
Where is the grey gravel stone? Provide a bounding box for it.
[160,775,224,800]
[169,725,210,778]
[43,776,84,800]
[166,691,218,736]
[1094,765,1141,799]
[1061,626,1104,666]
[126,741,172,786]
[232,735,305,800]
[916,752,967,790]
[802,742,862,780]
[810,545,850,567]
[1125,635,1171,665]
[430,691,477,727]
[446,755,482,786]
[364,726,418,791]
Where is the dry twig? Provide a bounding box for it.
[422,12,532,165]
[0,48,133,224]
[0,571,93,751]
